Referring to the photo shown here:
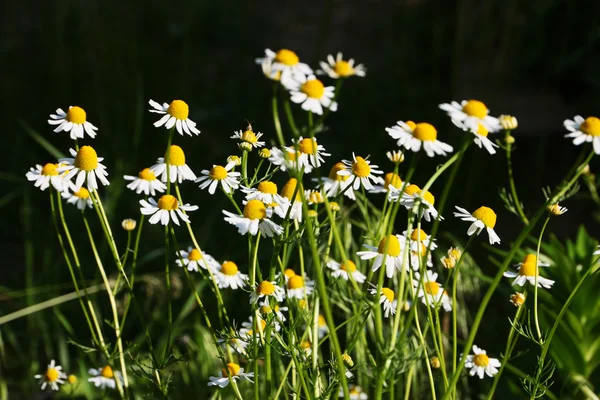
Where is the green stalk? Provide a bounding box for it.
[533,216,550,342]
[452,235,475,373]
[271,84,285,147]
[505,132,529,225]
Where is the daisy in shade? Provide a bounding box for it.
[386,121,453,157]
[140,194,198,226]
[219,336,249,356]
[327,259,367,283]
[223,199,283,237]
[409,242,434,270]
[339,384,369,399]
[34,359,67,391]
[214,261,248,290]
[314,162,356,200]
[241,181,286,206]
[503,254,555,289]
[317,314,329,338]
[357,234,405,278]
[370,172,402,194]
[123,168,166,196]
[196,162,241,195]
[88,365,123,389]
[48,106,98,140]
[26,162,70,192]
[150,145,196,183]
[338,153,383,190]
[268,147,306,173]
[467,123,499,155]
[261,59,282,81]
[59,146,109,191]
[61,187,93,210]
[293,136,330,169]
[255,48,312,85]
[464,345,501,379]
[148,99,200,136]
[413,271,449,310]
[404,228,437,252]
[564,116,600,154]
[392,184,440,222]
[288,74,337,115]
[318,52,366,79]
[454,205,501,245]
[231,126,265,149]
[274,178,303,221]
[208,362,254,388]
[175,247,219,272]
[439,99,501,133]
[239,315,281,339]
[260,302,288,323]
[286,274,315,299]
[249,280,286,304]
[369,286,397,318]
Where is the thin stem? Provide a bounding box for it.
[505,133,529,224]
[271,84,285,147]
[452,235,475,373]
[533,216,550,341]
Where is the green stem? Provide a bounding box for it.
[505,133,529,224]
[271,84,285,147]
[452,235,475,373]
[533,216,550,342]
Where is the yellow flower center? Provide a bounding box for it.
[350,387,360,395]
[67,106,87,124]
[284,268,296,278]
[381,287,395,302]
[301,79,325,99]
[462,100,488,118]
[74,187,90,199]
[284,150,300,162]
[281,178,302,202]
[329,162,349,181]
[298,138,318,155]
[340,260,357,272]
[67,375,77,384]
[472,206,497,228]
[352,156,371,178]
[275,49,299,66]
[157,194,179,211]
[308,191,324,204]
[473,353,490,367]
[411,229,427,242]
[288,275,305,289]
[187,249,202,261]
[423,191,435,205]
[424,281,441,295]
[257,181,277,195]
[167,100,189,120]
[377,235,401,257]
[580,117,600,136]
[257,280,276,295]
[519,254,538,277]
[74,146,98,172]
[100,365,114,379]
[333,60,354,77]
[42,163,59,176]
[405,120,417,131]
[412,123,438,141]
[165,145,186,166]
[383,172,402,190]
[138,168,157,180]
[301,340,311,350]
[448,248,461,260]
[477,124,489,137]
[209,165,228,180]
[242,130,258,143]
[221,363,241,378]
[45,368,60,382]
[404,184,434,205]
[414,243,427,256]
[298,299,308,309]
[318,315,326,327]
[243,199,267,220]
[221,261,239,275]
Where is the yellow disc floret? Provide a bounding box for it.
[167,100,189,120]
[74,187,90,199]
[45,368,60,382]
[377,235,401,257]
[288,275,305,289]
[243,199,267,220]
[329,162,349,181]
[423,190,435,205]
[221,362,241,378]
[284,268,296,278]
[476,124,489,137]
[519,254,538,277]
[275,49,299,66]
[157,194,179,211]
[67,106,87,124]
[67,375,77,384]
[242,130,258,143]
[138,168,157,180]
[187,249,202,261]
[383,172,402,190]
[334,60,353,77]
[411,228,428,242]
[74,146,98,172]
[257,280,275,295]
[281,178,302,202]
[221,261,239,276]
[166,145,186,166]
[299,138,318,155]
[404,184,421,196]
[424,281,441,295]
[301,79,325,99]
[473,353,490,367]
[462,100,488,118]
[352,156,371,178]
[405,120,417,130]
[100,365,114,379]
[412,123,438,141]
[580,117,600,136]
[209,165,228,180]
[340,260,357,272]
[381,287,395,302]
[472,206,497,228]
[42,163,59,176]
[257,181,278,194]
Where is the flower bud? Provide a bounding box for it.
[386,150,405,164]
[329,202,340,212]
[547,203,567,216]
[122,218,137,231]
[259,148,271,159]
[239,142,253,152]
[431,356,441,369]
[499,115,518,130]
[510,292,525,307]
[227,155,242,166]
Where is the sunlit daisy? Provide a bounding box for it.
[386,121,453,157]
[314,162,356,200]
[357,235,405,278]
[208,363,254,388]
[467,123,499,155]
[318,52,366,79]
[293,136,330,169]
[196,162,241,195]
[123,168,166,196]
[370,172,402,194]
[223,199,284,237]
[231,127,265,149]
[339,384,369,399]
[59,146,109,191]
[338,153,383,190]
[404,228,437,252]
[408,243,434,270]
[241,181,286,206]
[148,99,200,136]
[250,280,286,304]
[286,274,315,299]
[510,292,526,307]
[239,316,270,339]
[175,246,219,272]
[369,286,397,318]
[394,184,440,222]
[150,145,196,183]
[268,147,306,172]
[219,336,249,356]
[215,261,248,290]
[288,74,337,115]
[26,163,68,192]
[317,314,329,338]
[327,259,367,283]
[48,106,98,140]
[260,302,288,323]
[255,48,312,85]
[305,189,325,205]
[413,270,449,310]
[88,365,123,390]
[34,360,67,391]
[503,254,554,288]
[464,345,501,379]
[564,116,600,154]
[61,187,93,210]
[140,194,198,225]
[439,99,501,133]
[274,178,304,222]
[454,205,500,245]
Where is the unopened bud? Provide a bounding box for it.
[67,375,77,384]
[386,150,405,164]
[431,356,441,369]
[505,134,515,144]
[510,292,526,307]
[441,256,456,269]
[259,148,271,159]
[307,210,318,218]
[547,203,567,216]
[122,218,137,231]
[329,202,340,212]
[239,142,253,152]
[227,155,242,166]
[342,352,354,367]
[499,115,518,130]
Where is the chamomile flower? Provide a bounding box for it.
[288,74,337,115]
[404,228,437,252]
[223,199,284,237]
[26,163,68,192]
[260,302,288,323]
[464,345,501,379]
[327,259,367,283]
[467,124,499,155]
[231,127,265,149]
[239,316,270,339]
[369,286,397,318]
[261,59,282,81]
[250,280,286,304]
[220,336,249,356]
[305,190,325,205]
[274,178,304,222]
[339,384,369,399]
[140,194,198,226]
[317,314,329,338]
[394,184,440,222]
[318,52,366,79]
[387,150,405,164]
[175,247,219,272]
[268,147,306,172]
[150,145,196,183]
[564,116,600,154]
[338,153,383,190]
[255,48,312,85]
[241,181,286,206]
[409,243,434,270]
[59,146,109,191]
[61,187,93,210]
[357,234,405,278]
[503,254,554,288]
[214,261,248,290]
[88,365,123,390]
[34,360,67,391]
[286,275,315,299]
[370,172,402,194]
[387,121,454,157]
[196,162,241,195]
[439,99,501,133]
[208,363,254,388]
[454,205,501,245]
[414,270,449,310]
[148,99,200,136]
[293,136,331,169]
[123,168,166,196]
[547,203,568,216]
[48,106,98,140]
[314,162,356,200]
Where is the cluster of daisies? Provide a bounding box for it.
[34,360,123,391]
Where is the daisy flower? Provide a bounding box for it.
[439,99,501,133]
[286,274,315,299]
[317,314,329,338]
[318,52,366,79]
[370,172,402,194]
[239,315,281,339]
[140,194,198,226]
[369,286,397,318]
[274,178,303,222]
[305,190,325,205]
[510,292,526,307]
[214,261,248,290]
[338,153,383,190]
[88,365,123,389]
[467,123,499,155]
[260,302,288,323]
[123,168,166,196]
[464,345,501,379]
[48,106,98,140]
[260,59,282,81]
[208,363,254,388]
[268,147,307,173]
[231,127,265,149]
[503,254,555,288]
[387,121,454,157]
[564,116,600,154]
[288,74,337,115]
[196,162,241,195]
[293,136,331,169]
[413,270,449,310]
[26,162,68,192]
[241,181,286,206]
[357,234,405,278]
[409,243,434,270]
[34,360,67,391]
[255,48,312,85]
[339,384,369,400]
[61,187,93,210]
[223,199,284,237]
[499,115,518,131]
[394,184,440,222]
[59,146,109,191]
[148,99,200,136]
[387,150,405,164]
[150,145,196,183]
[454,205,501,245]
[220,336,249,356]
[547,203,568,216]
[314,162,356,200]
[327,259,367,283]
[249,280,286,304]
[175,246,219,272]
[404,228,437,252]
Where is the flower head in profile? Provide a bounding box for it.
[34,360,67,391]
[510,292,526,307]
[392,184,440,222]
[413,270,451,311]
[59,146,109,191]
[48,106,98,140]
[467,123,499,155]
[439,99,501,133]
[369,286,397,318]
[175,246,219,272]
[547,203,568,216]
[357,234,405,278]
[293,136,331,169]
[454,205,500,245]
[564,116,600,154]
[503,254,554,288]
[314,162,356,200]
[223,199,284,237]
[208,362,254,388]
[140,194,198,225]
[327,259,367,283]
[123,168,166,196]
[339,384,369,399]
[196,162,241,195]
[26,162,68,192]
[268,147,306,173]
[464,345,501,379]
[286,274,315,299]
[148,99,200,136]
[370,172,403,195]
[338,153,383,191]
[249,280,286,304]
[61,187,94,210]
[150,145,196,183]
[231,126,265,149]
[386,121,453,157]
[274,178,304,222]
[88,365,123,389]
[239,315,275,339]
[241,181,286,206]
[255,48,312,85]
[499,115,518,131]
[317,52,366,79]
[214,261,248,290]
[288,74,337,115]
